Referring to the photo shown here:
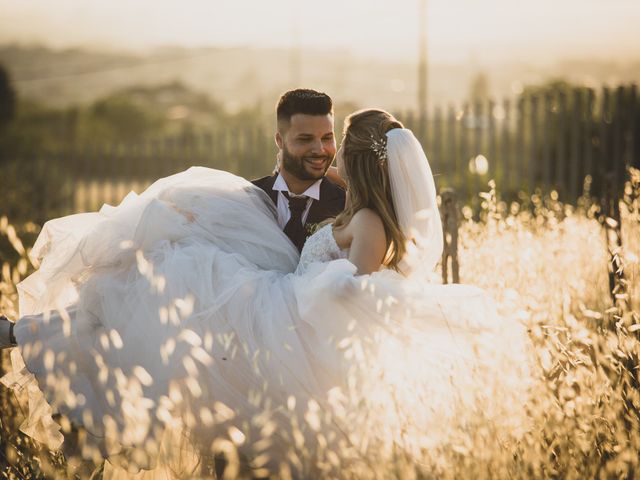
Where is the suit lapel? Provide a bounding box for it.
[306,178,333,225]
[259,175,279,206]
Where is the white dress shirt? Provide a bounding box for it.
[272,173,322,229]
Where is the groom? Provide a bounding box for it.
[252,89,346,252]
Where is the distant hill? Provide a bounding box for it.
[1,44,638,112]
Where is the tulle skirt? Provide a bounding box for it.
[1,167,531,477]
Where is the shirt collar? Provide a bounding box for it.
[273,173,322,201]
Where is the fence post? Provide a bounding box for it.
[460,103,470,202]
[556,90,567,197]
[440,188,459,284]
[529,95,538,194]
[569,88,582,201]
[584,89,596,190]
[602,172,627,313]
[501,99,511,197]
[628,84,637,170]
[433,106,443,182]
[515,97,525,195]
[542,92,552,194]
[598,87,612,199]
[473,101,483,205]
[488,99,497,183]
[613,86,625,194]
[447,104,457,192]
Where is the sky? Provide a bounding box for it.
[0,0,639,64]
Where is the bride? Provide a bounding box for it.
[1,109,530,477]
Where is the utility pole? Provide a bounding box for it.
[417,0,428,140]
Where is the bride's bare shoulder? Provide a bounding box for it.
[334,209,385,250]
[351,208,384,232]
[346,209,387,274]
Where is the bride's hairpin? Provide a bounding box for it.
[370,135,388,165]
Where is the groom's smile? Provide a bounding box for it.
[304,156,330,172]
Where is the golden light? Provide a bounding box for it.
[469,154,489,175]
[492,104,507,121]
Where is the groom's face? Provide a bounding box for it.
[277,114,336,181]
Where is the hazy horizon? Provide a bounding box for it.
[1,0,639,65]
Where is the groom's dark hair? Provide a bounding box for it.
[277,89,333,131]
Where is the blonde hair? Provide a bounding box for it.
[334,109,406,270]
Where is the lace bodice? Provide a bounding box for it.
[296,224,349,274]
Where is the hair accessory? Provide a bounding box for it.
[370,134,388,164]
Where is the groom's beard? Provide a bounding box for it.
[281,145,332,181]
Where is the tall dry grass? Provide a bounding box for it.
[0,170,639,479]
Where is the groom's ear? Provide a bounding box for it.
[275,132,284,150]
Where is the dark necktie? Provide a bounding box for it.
[283,193,308,253]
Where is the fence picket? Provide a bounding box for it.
[629,85,638,169]
[473,101,483,202]
[432,106,443,182]
[602,87,613,191]
[460,103,471,201]
[584,90,595,190]
[488,100,496,184]
[625,84,640,168]
[446,104,456,190]
[612,86,624,192]
[529,96,538,193]
[569,89,581,200]
[501,99,511,193]
[515,97,525,194]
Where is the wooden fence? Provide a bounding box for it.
[403,84,639,207]
[10,84,640,217]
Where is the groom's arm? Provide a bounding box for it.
[325,166,347,190]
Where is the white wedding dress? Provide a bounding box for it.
[2,138,531,476]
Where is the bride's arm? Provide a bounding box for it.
[347,209,387,275]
